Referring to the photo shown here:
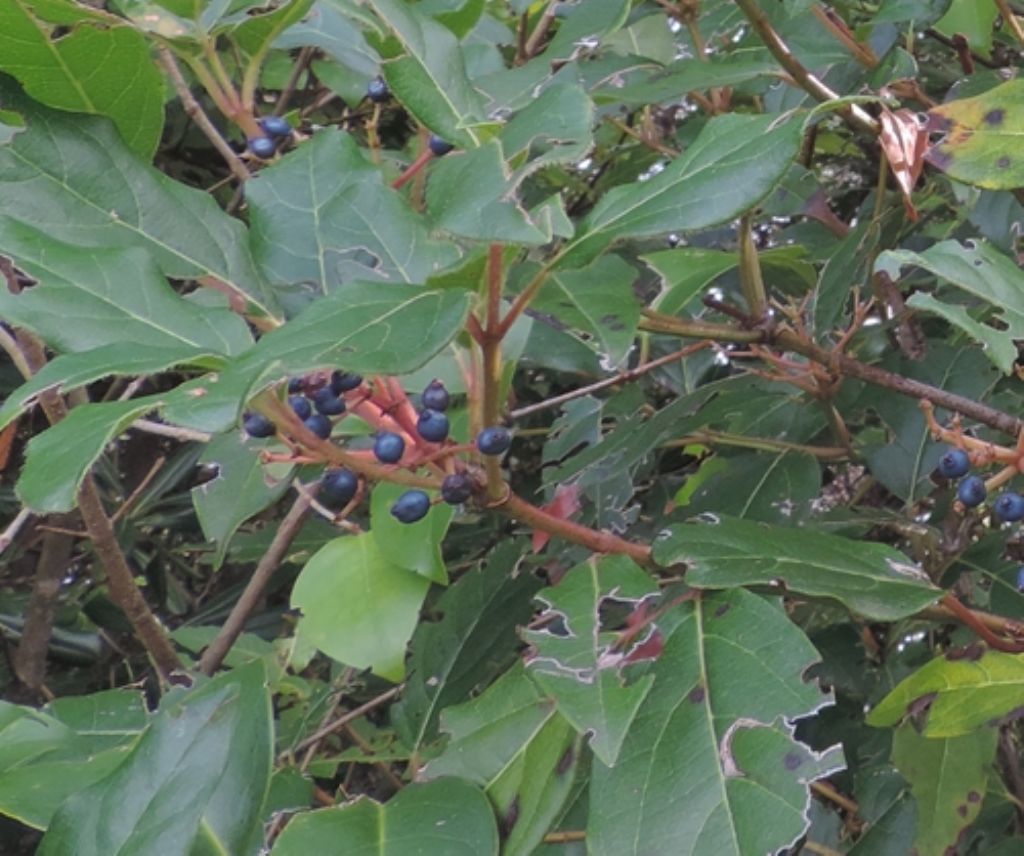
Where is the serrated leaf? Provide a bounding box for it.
[560,113,801,266]
[161,283,470,432]
[292,533,429,681]
[0,5,164,157]
[542,0,630,61]
[891,724,996,856]
[523,555,657,766]
[0,219,253,355]
[0,81,279,321]
[500,82,594,179]
[427,141,550,244]
[528,256,641,368]
[644,247,743,315]
[392,541,543,755]
[653,517,941,620]
[926,79,1024,189]
[247,131,459,312]
[369,482,451,583]
[603,55,780,106]
[367,0,483,146]
[867,649,1024,736]
[39,662,272,856]
[270,778,498,855]
[191,430,294,571]
[0,344,223,433]
[876,239,1024,374]
[18,396,162,512]
[588,588,842,856]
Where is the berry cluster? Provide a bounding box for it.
[937,446,1024,521]
[247,115,293,160]
[242,373,512,525]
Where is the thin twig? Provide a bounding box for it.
[275,46,315,116]
[132,418,212,444]
[0,325,33,380]
[522,0,558,58]
[157,47,251,184]
[198,491,312,675]
[284,686,402,759]
[510,343,710,419]
[995,0,1024,43]
[110,455,166,525]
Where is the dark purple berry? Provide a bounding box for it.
[248,136,277,159]
[243,412,275,438]
[391,490,431,523]
[331,371,363,394]
[1017,567,1024,593]
[428,135,454,156]
[304,413,332,439]
[319,468,358,509]
[441,473,473,505]
[957,475,986,508]
[312,387,346,416]
[938,447,970,479]
[289,395,312,420]
[287,376,305,393]
[367,76,390,103]
[259,115,292,138]
[995,492,1024,522]
[374,432,405,464]
[421,380,450,412]
[477,426,511,456]
[417,408,450,443]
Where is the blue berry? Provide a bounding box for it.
[243,412,275,438]
[391,490,431,523]
[1017,567,1024,594]
[367,76,390,103]
[259,115,292,138]
[374,432,405,463]
[248,136,277,159]
[289,395,312,420]
[421,380,450,412]
[938,447,971,479]
[417,408,450,443]
[312,387,346,416]
[957,475,987,508]
[319,468,358,509]
[441,473,473,505]
[304,413,332,439]
[428,135,454,156]
[477,426,511,456]
[995,492,1024,522]
[287,377,304,393]
[331,371,363,394]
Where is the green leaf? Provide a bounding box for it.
[0,81,279,321]
[392,541,543,755]
[369,482,451,583]
[523,555,657,767]
[192,431,295,571]
[603,55,780,106]
[891,724,997,856]
[588,588,842,856]
[427,141,550,244]
[270,778,498,855]
[0,344,224,433]
[161,283,470,432]
[560,112,802,266]
[528,256,641,368]
[292,533,430,681]
[367,0,484,146]
[644,247,743,315]
[926,79,1022,188]
[876,239,1024,374]
[422,665,580,856]
[275,2,379,86]
[0,219,253,355]
[0,5,164,157]
[499,82,594,179]
[867,649,1024,737]
[653,517,941,621]
[542,0,630,61]
[18,396,162,512]
[39,662,272,856]
[247,130,459,312]
[676,452,822,525]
